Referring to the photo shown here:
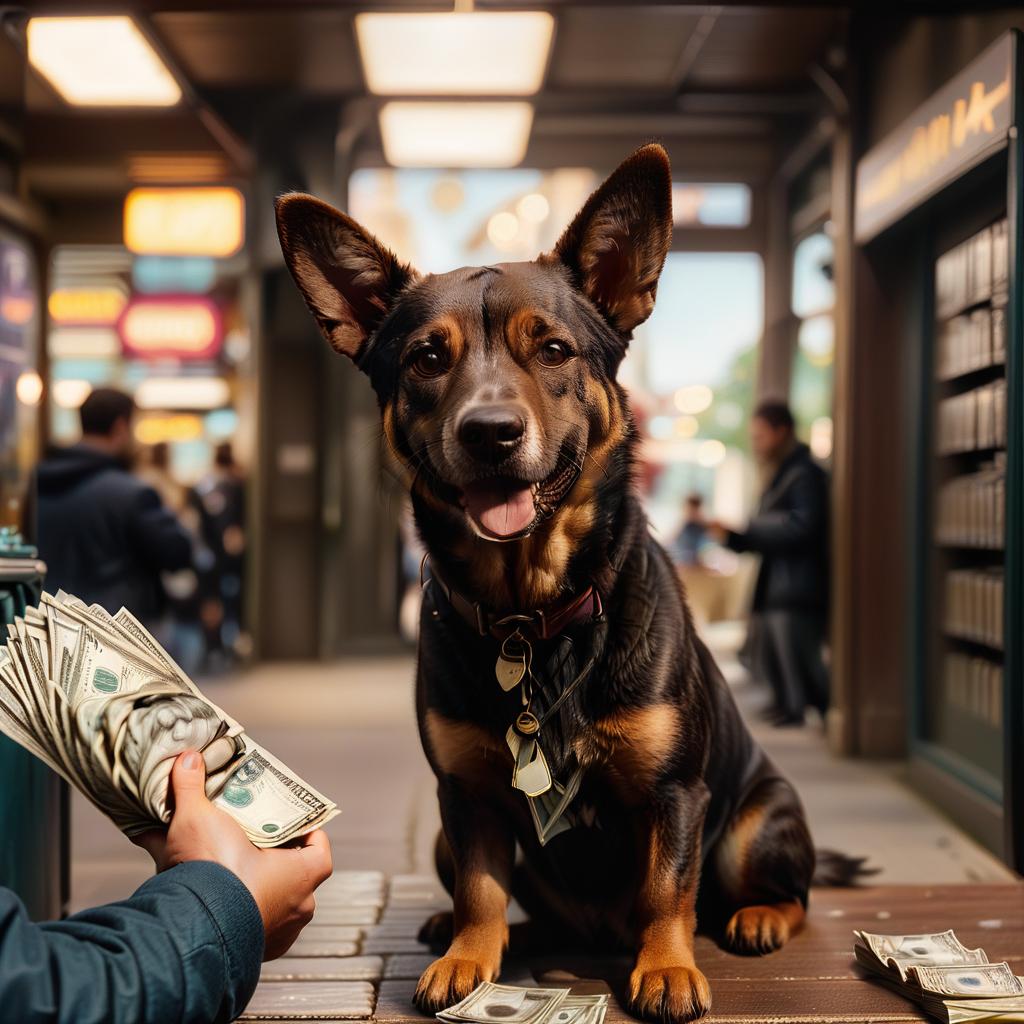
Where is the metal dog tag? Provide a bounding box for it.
[495,634,528,691]
[509,733,552,794]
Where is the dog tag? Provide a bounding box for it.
[495,634,528,692]
[513,737,553,797]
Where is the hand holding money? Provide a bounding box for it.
[0,590,338,849]
[134,749,333,960]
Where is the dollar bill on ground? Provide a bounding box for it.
[0,590,338,848]
[944,996,1024,1023]
[437,983,571,1024]
[855,929,989,981]
[854,931,1024,1024]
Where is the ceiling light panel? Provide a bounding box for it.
[28,17,181,107]
[380,102,533,168]
[356,12,553,96]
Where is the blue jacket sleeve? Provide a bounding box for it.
[0,861,264,1024]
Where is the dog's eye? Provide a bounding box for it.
[411,346,448,379]
[538,341,571,367]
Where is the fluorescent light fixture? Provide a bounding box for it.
[135,376,230,411]
[380,102,533,168]
[356,12,553,96]
[27,17,181,107]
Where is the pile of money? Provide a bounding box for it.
[438,983,608,1024]
[0,590,337,847]
[855,929,1024,1023]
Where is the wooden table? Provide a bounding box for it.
[247,876,1024,1023]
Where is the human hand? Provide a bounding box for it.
[133,750,333,960]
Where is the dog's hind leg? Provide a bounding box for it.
[706,775,815,956]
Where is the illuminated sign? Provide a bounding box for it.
[855,33,1014,243]
[118,295,223,360]
[132,255,217,294]
[134,413,204,444]
[48,286,126,326]
[123,187,244,257]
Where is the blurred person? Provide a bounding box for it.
[708,400,830,726]
[671,492,708,566]
[137,441,186,514]
[189,441,247,667]
[35,388,191,627]
[0,750,332,1024]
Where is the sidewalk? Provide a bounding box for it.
[67,635,1017,1022]
[71,630,1012,911]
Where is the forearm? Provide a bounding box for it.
[2,862,263,1024]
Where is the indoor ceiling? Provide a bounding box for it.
[15,3,847,202]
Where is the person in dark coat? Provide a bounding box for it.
[710,400,830,725]
[35,388,191,626]
[0,749,333,1024]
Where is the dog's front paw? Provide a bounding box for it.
[414,956,489,1013]
[418,910,454,950]
[723,903,798,956]
[628,964,711,1023]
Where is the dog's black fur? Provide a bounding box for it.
[277,146,817,1024]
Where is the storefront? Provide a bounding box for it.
[844,23,1023,872]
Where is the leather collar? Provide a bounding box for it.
[428,562,602,641]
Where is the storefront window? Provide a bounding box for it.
[790,230,835,455]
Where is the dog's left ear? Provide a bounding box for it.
[553,144,673,335]
[275,192,418,361]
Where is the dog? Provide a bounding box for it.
[276,145,825,1024]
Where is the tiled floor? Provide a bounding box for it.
[67,630,1017,1021]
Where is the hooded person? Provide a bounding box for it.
[34,388,192,626]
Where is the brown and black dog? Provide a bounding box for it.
[276,145,824,1024]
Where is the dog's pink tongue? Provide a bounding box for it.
[463,482,534,538]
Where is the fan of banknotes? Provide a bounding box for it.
[438,983,607,1024]
[0,590,337,848]
[855,929,1024,1023]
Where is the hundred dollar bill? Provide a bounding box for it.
[438,983,570,1024]
[910,963,1024,999]
[213,745,338,847]
[856,930,989,980]
[0,590,337,848]
[944,995,1024,1023]
[546,995,609,1024]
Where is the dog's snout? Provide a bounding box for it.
[458,406,526,465]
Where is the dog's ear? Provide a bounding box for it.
[275,193,417,360]
[553,144,673,335]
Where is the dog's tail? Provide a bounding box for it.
[812,848,880,887]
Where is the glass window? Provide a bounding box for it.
[791,230,835,318]
[672,183,751,227]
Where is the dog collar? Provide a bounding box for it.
[428,563,602,641]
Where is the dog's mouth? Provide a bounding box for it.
[458,460,582,542]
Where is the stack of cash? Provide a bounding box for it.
[855,929,1024,1023]
[0,590,337,848]
[438,984,608,1024]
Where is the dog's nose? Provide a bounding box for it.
[458,406,526,464]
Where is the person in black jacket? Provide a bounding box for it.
[710,400,830,726]
[35,388,192,626]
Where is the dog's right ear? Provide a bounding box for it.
[275,193,417,361]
